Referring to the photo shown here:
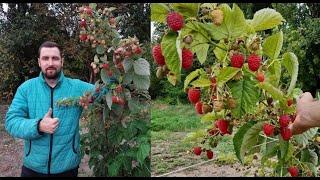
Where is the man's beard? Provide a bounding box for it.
[43,67,61,80]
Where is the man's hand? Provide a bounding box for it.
[288,92,318,135]
[39,108,59,134]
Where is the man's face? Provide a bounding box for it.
[38,47,63,80]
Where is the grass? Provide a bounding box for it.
[151,99,239,176]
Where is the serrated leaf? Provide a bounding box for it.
[230,73,260,118]
[294,128,318,148]
[216,67,240,86]
[233,121,264,164]
[151,3,170,23]
[213,40,228,62]
[302,162,318,177]
[161,32,181,81]
[279,137,289,162]
[193,43,209,64]
[251,8,285,31]
[263,31,283,59]
[96,45,105,55]
[259,82,284,102]
[171,3,199,18]
[137,143,150,165]
[133,58,150,76]
[100,69,110,84]
[183,68,206,91]
[282,52,299,96]
[123,70,134,84]
[106,91,112,110]
[133,74,150,90]
[123,59,133,73]
[190,76,211,88]
[128,99,140,113]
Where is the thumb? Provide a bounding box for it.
[45,108,52,117]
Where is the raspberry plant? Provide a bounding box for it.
[59,3,151,176]
[151,3,319,177]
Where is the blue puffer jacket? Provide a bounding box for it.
[5,72,94,174]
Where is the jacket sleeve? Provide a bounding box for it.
[5,85,43,140]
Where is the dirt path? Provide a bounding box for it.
[0,105,92,177]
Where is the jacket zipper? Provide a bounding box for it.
[48,87,54,174]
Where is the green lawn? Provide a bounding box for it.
[151,99,240,176]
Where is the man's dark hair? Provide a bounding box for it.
[38,41,63,57]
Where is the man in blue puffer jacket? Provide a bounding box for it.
[5,41,94,177]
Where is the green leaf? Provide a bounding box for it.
[233,121,264,164]
[161,32,181,81]
[263,31,283,59]
[108,160,121,176]
[133,58,150,76]
[137,143,150,165]
[258,82,284,102]
[204,3,247,40]
[261,141,279,165]
[301,149,318,165]
[89,3,97,10]
[282,52,299,96]
[128,99,141,113]
[96,45,105,55]
[266,59,281,87]
[190,75,211,88]
[133,74,150,90]
[213,40,228,62]
[123,59,133,73]
[100,69,110,84]
[251,8,285,31]
[302,162,318,177]
[106,91,112,110]
[183,68,206,91]
[151,3,170,23]
[229,73,260,118]
[217,67,240,86]
[123,69,134,84]
[193,43,209,64]
[201,112,217,124]
[183,129,207,144]
[171,3,199,18]
[279,137,289,162]
[294,128,318,148]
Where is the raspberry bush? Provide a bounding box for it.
[151,3,319,177]
[59,4,151,176]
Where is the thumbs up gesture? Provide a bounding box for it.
[39,108,59,134]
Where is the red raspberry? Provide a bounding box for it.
[230,53,244,68]
[182,48,193,70]
[188,88,201,104]
[280,127,292,141]
[152,44,165,66]
[102,63,109,70]
[206,150,214,159]
[166,12,184,31]
[263,123,274,136]
[256,72,265,82]
[215,119,229,135]
[279,115,291,128]
[287,99,293,106]
[80,19,86,28]
[195,101,203,114]
[193,146,202,156]
[248,54,261,71]
[79,34,88,41]
[288,166,299,177]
